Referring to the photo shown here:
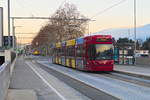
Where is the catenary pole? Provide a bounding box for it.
[8,0,11,48]
[134,0,137,65]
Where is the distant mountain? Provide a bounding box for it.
[92,24,150,40]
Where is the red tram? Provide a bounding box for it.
[52,35,114,71]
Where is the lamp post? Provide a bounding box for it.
[12,17,23,50]
[8,0,11,48]
[134,0,137,65]
[12,25,22,50]
[88,19,96,35]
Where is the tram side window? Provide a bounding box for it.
[66,47,68,56]
[53,48,56,56]
[60,48,62,56]
[66,47,70,56]
[69,47,71,56]
[88,45,96,60]
[59,48,61,56]
[68,47,71,56]
[62,48,66,56]
[67,46,74,57]
[55,48,57,56]
[76,46,83,57]
[70,47,74,56]
[57,48,61,56]
[57,48,59,56]
[72,47,75,56]
[61,48,64,56]
[87,45,91,58]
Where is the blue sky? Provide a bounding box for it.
[0,0,150,43]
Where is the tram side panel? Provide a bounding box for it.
[75,44,84,70]
[66,46,76,68]
[52,48,56,64]
[61,46,66,66]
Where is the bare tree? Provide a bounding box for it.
[51,2,87,41]
[32,2,88,48]
[32,24,57,47]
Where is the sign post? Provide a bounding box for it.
[0,7,3,47]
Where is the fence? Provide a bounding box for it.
[0,50,16,100]
[0,62,10,100]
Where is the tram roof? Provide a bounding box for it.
[52,35,112,48]
[76,37,84,44]
[84,35,112,38]
[61,41,66,46]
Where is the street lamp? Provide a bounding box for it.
[134,0,137,65]
[87,19,96,35]
[8,0,11,48]
[12,26,22,50]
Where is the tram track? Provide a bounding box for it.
[110,72,150,84]
[35,58,150,88]
[89,72,150,88]
[31,58,150,100]
[33,61,150,100]
[34,58,150,88]
[33,60,119,100]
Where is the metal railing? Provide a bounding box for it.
[0,62,11,100]
[0,51,16,100]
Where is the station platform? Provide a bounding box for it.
[7,56,90,100]
[7,89,37,100]
[114,64,150,78]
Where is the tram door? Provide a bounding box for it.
[76,45,84,70]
